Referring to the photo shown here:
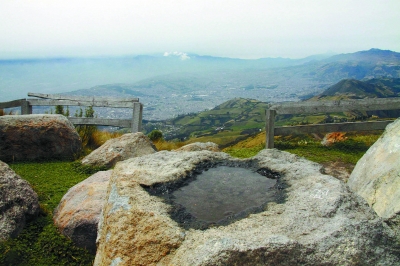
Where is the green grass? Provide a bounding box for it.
[224,131,382,165]
[223,144,265,158]
[276,140,368,164]
[0,161,96,266]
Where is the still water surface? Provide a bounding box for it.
[172,166,277,223]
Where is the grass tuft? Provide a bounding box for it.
[153,140,187,151]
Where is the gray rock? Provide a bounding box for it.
[0,114,82,162]
[348,118,400,240]
[94,149,400,266]
[348,118,400,218]
[81,133,157,168]
[0,160,40,241]
[174,142,220,152]
[53,170,112,254]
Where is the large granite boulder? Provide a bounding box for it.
[81,133,157,168]
[53,170,112,254]
[348,118,400,237]
[0,114,82,162]
[0,160,40,241]
[94,150,399,266]
[174,142,220,152]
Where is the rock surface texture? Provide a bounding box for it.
[0,114,81,162]
[0,160,40,241]
[94,150,400,266]
[174,142,220,152]
[81,133,157,168]
[348,118,400,239]
[53,170,112,254]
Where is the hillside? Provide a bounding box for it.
[170,97,267,131]
[311,78,400,100]
[143,98,268,146]
[280,77,400,125]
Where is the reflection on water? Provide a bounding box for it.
[172,166,277,223]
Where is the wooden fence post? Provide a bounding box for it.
[265,109,276,149]
[131,102,143,132]
[21,99,32,115]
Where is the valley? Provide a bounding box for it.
[2,49,399,121]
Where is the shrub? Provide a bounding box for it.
[148,130,163,141]
[54,105,64,115]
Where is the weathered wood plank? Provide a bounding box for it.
[68,117,131,128]
[21,100,32,114]
[271,98,400,115]
[274,120,394,135]
[28,92,139,103]
[0,99,26,108]
[27,98,137,108]
[131,103,143,132]
[265,109,276,149]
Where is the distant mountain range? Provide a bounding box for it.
[302,49,400,82]
[1,48,400,120]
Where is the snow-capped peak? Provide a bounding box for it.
[163,51,190,60]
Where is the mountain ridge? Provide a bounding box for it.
[310,77,400,100]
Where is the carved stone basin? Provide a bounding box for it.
[94,149,400,266]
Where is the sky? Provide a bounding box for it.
[1,0,400,59]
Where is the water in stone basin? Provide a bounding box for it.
[172,166,277,223]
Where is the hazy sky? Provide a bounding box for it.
[1,0,399,59]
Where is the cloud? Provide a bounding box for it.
[164,52,190,60]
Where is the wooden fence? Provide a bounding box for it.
[265,97,400,148]
[0,92,143,132]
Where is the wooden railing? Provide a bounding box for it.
[0,93,143,132]
[265,98,400,148]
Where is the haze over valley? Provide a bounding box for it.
[1,49,400,121]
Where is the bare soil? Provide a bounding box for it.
[321,161,355,183]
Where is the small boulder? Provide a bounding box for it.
[0,160,40,241]
[348,118,400,236]
[81,133,157,168]
[53,170,112,254]
[0,114,82,162]
[174,142,220,152]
